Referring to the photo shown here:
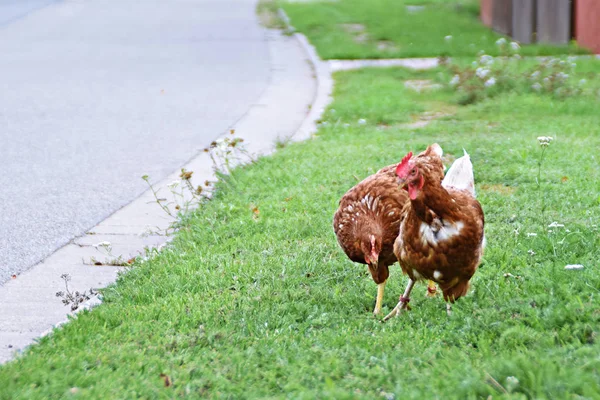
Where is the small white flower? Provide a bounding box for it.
[567,56,577,63]
[514,228,520,236]
[556,72,569,80]
[513,54,522,60]
[537,136,553,147]
[579,79,587,86]
[471,61,478,67]
[479,55,494,65]
[358,118,367,125]
[548,222,564,228]
[543,77,550,85]
[93,241,112,248]
[449,75,460,86]
[495,38,507,47]
[565,264,584,270]
[530,71,540,79]
[510,41,520,51]
[476,67,489,79]
[484,77,496,87]
[445,35,453,42]
[528,250,536,256]
[526,232,537,237]
[505,376,520,392]
[531,83,542,91]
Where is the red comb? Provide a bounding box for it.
[396,152,413,177]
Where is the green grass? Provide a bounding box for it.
[2,62,600,398]
[280,0,589,59]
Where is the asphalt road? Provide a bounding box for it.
[0,0,270,283]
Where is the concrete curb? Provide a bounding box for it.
[0,26,330,364]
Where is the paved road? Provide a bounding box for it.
[0,0,270,283]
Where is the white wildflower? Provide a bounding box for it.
[567,56,577,63]
[484,77,496,87]
[571,62,577,69]
[543,77,550,85]
[548,222,564,228]
[510,42,520,51]
[564,264,584,270]
[526,232,537,237]
[476,67,489,79]
[479,55,494,65]
[358,118,367,125]
[531,83,542,91]
[579,79,587,86]
[503,272,515,278]
[530,71,540,79]
[537,136,553,147]
[445,35,453,42]
[528,250,536,256]
[495,38,507,47]
[449,75,460,86]
[513,54,522,60]
[505,376,520,392]
[167,180,180,189]
[556,72,569,81]
[513,228,520,236]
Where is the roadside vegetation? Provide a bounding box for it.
[280,0,588,59]
[1,57,599,397]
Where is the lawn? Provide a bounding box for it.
[280,0,589,59]
[1,60,600,398]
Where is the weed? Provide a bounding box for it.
[55,274,97,312]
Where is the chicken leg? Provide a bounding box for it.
[373,281,386,315]
[426,280,438,297]
[383,279,416,321]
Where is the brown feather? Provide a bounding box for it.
[333,164,408,284]
[394,150,485,303]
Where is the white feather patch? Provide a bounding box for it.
[419,220,464,246]
[442,149,476,197]
[433,270,443,280]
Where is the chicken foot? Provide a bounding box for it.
[373,281,386,315]
[383,279,416,321]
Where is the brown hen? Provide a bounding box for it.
[384,146,485,320]
[333,145,442,315]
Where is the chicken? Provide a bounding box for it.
[383,146,485,320]
[333,145,443,315]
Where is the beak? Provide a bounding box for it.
[397,176,407,189]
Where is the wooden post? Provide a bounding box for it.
[537,0,571,44]
[492,0,512,35]
[575,0,600,53]
[512,0,535,43]
[481,0,494,27]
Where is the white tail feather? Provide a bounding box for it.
[442,149,476,197]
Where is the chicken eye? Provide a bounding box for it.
[410,168,417,175]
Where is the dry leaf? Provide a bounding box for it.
[11,274,16,279]
[561,176,568,182]
[160,373,172,387]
